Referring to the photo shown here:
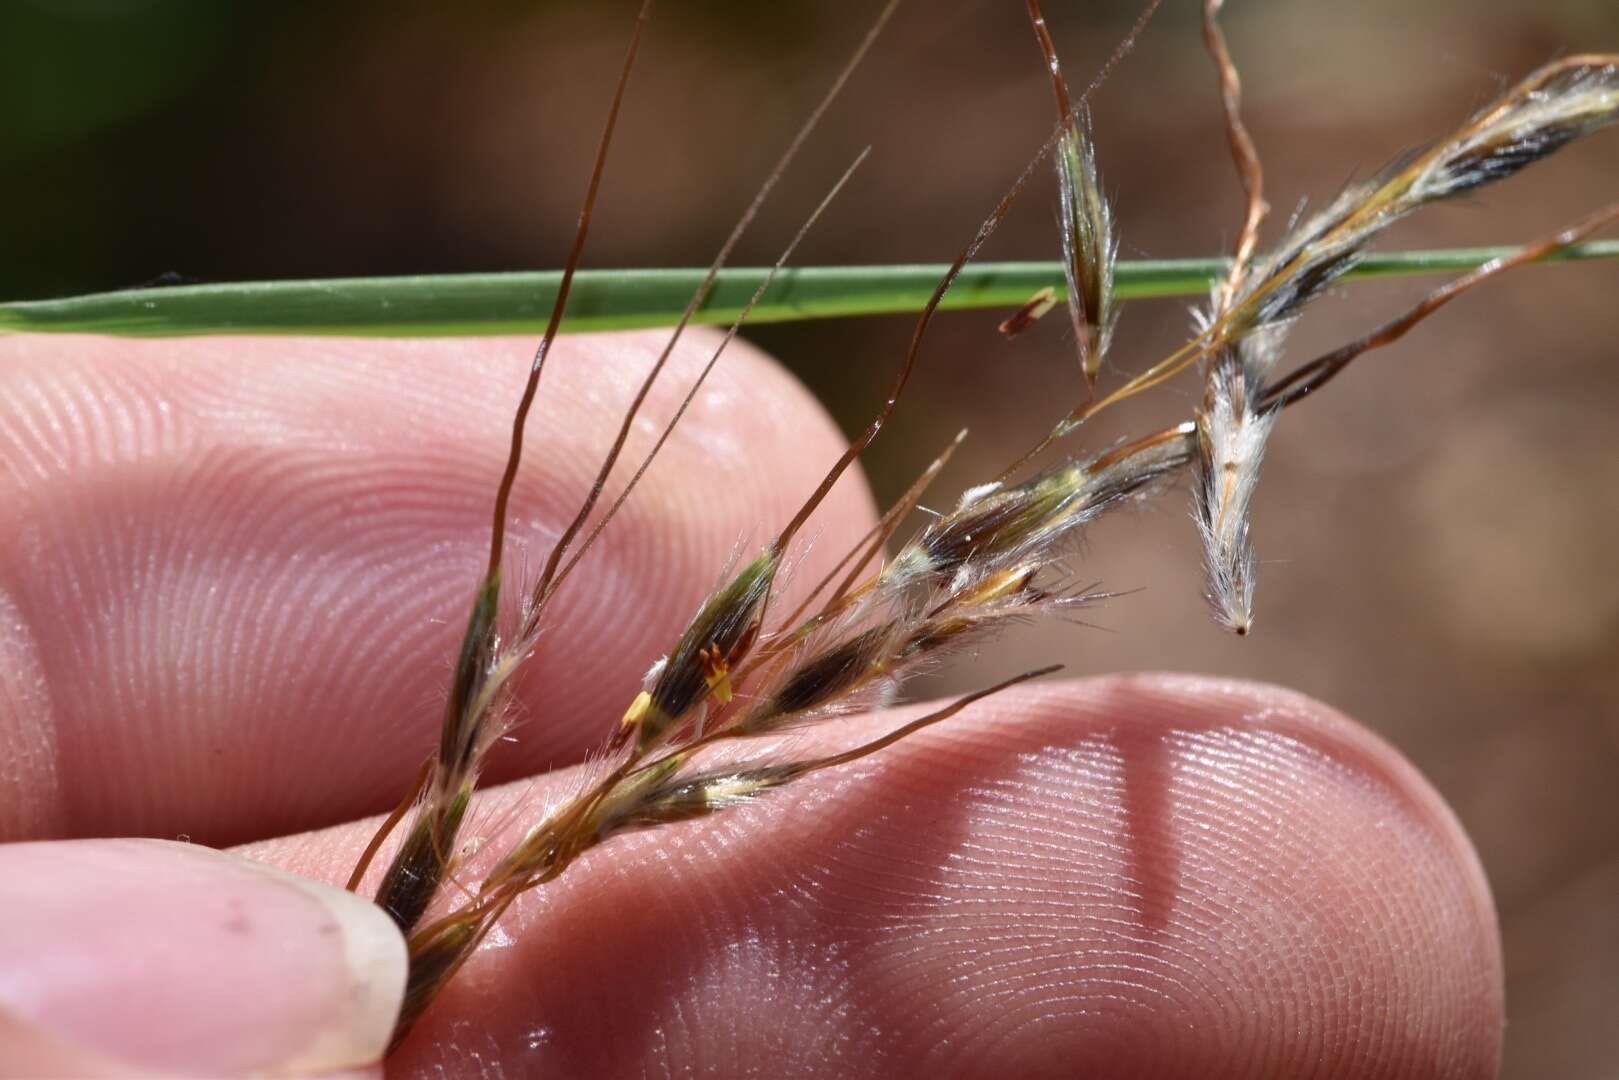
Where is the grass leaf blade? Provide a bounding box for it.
[3,244,1617,339]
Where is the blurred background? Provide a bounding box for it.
[3,0,1616,1074]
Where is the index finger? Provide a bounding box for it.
[240,676,1504,1079]
[0,329,878,846]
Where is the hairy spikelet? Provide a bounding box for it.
[374,575,513,934]
[621,548,780,749]
[1190,0,1273,635]
[1237,58,1619,332]
[746,622,902,731]
[1193,325,1284,633]
[886,428,1191,597]
[1026,0,1121,387]
[1058,112,1119,384]
[1418,59,1619,199]
[598,763,803,836]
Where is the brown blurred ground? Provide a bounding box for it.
[5,1,1617,1075]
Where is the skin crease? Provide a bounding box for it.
[0,331,1501,1076]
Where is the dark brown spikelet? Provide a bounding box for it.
[359,0,660,941]
[373,576,499,935]
[756,623,896,722]
[626,548,780,747]
[1258,200,1619,414]
[890,424,1193,596]
[435,576,503,778]
[1428,59,1619,196]
[912,467,1085,576]
[376,787,471,934]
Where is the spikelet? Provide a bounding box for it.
[1027,0,1120,388]
[620,548,780,750]
[596,763,803,836]
[1057,111,1119,385]
[744,562,1096,737]
[1192,325,1283,634]
[886,424,1193,595]
[597,666,1059,847]
[745,622,902,731]
[1414,57,1619,201]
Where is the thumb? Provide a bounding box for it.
[0,839,405,1079]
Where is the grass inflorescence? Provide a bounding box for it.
[311,0,1619,1049]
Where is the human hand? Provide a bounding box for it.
[0,331,1501,1077]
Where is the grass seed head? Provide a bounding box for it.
[359,3,1619,1047]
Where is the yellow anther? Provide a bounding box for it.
[620,690,654,733]
[699,645,734,705]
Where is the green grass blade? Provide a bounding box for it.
[2,243,1616,338]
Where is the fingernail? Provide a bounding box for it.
[0,839,406,1077]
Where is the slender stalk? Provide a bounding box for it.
[4,245,1617,339]
[1201,0,1267,304]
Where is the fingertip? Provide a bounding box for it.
[443,675,1503,1076]
[865,673,1505,1078]
[270,674,1502,1078]
[0,328,877,842]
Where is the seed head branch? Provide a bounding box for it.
[1260,200,1619,412]
[487,0,654,581]
[530,0,903,617]
[548,150,872,617]
[1201,0,1268,306]
[1007,52,1619,480]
